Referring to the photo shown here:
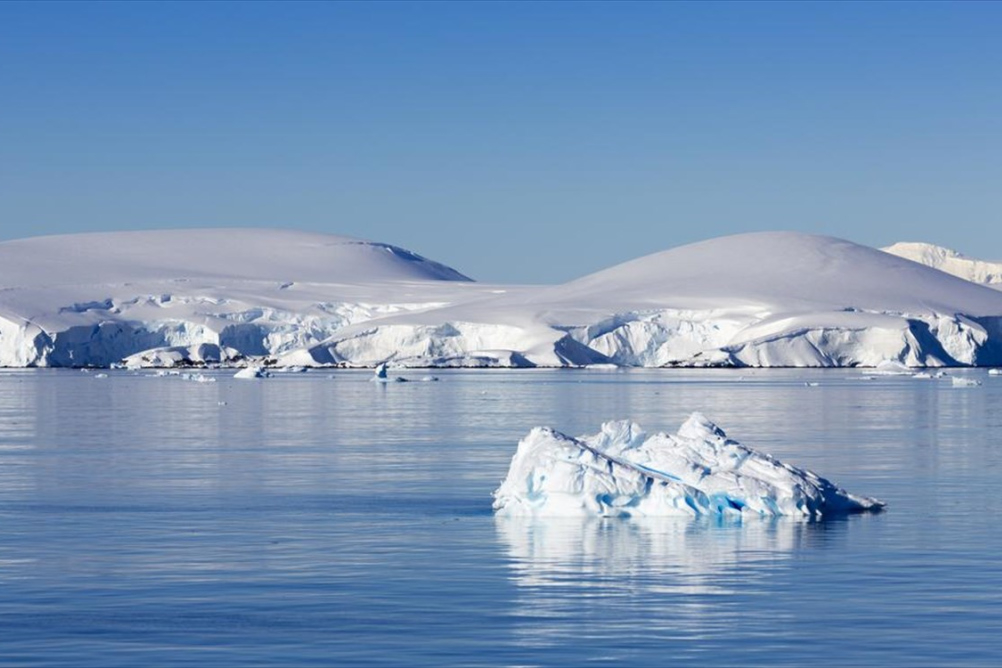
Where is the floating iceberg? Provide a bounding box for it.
[233,366,270,379]
[493,415,884,519]
[874,360,913,375]
[179,372,216,383]
[370,363,408,383]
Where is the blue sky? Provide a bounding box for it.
[2,1,1000,283]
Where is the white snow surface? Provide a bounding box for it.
[0,228,483,367]
[883,242,1002,288]
[493,414,884,518]
[3,229,1002,368]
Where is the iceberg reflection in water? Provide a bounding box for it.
[2,368,1001,667]
[496,515,861,653]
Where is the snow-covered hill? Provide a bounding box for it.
[0,229,485,367]
[883,242,1002,288]
[304,232,1002,368]
[0,228,471,284]
[3,229,1002,368]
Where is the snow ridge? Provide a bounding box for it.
[3,229,1002,368]
[883,242,1002,288]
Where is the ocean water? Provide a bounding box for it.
[0,368,1000,667]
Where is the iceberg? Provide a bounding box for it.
[233,366,270,379]
[493,414,884,518]
[179,372,216,383]
[370,362,407,383]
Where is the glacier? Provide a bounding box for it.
[3,228,1002,368]
[492,415,885,519]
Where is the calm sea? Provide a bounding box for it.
[0,368,1000,667]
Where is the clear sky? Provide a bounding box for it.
[2,1,1000,283]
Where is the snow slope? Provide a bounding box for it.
[0,228,471,285]
[0,229,487,367]
[493,414,884,518]
[882,242,1002,288]
[305,232,1002,368]
[3,229,1002,368]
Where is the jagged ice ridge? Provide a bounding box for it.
[492,414,885,518]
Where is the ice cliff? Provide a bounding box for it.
[493,415,885,518]
[2,229,1002,368]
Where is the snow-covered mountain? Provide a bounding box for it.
[2,229,1002,368]
[882,242,1002,288]
[0,229,485,367]
[303,232,1002,368]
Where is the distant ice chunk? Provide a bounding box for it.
[989,369,1002,376]
[234,366,270,379]
[180,372,216,383]
[370,363,408,382]
[874,360,912,375]
[493,414,884,519]
[951,376,982,387]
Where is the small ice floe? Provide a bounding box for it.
[951,377,982,388]
[234,366,270,380]
[180,372,216,383]
[804,381,819,387]
[493,414,884,519]
[874,360,912,375]
[989,369,1002,376]
[419,375,440,382]
[371,363,408,383]
[272,365,308,374]
[94,373,109,379]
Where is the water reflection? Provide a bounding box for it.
[496,515,852,648]
[1,368,1000,666]
[0,370,38,497]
